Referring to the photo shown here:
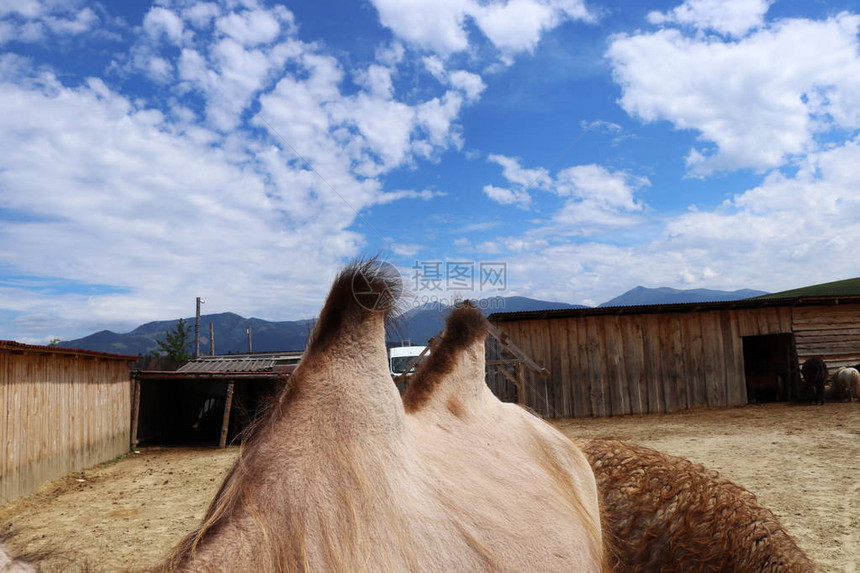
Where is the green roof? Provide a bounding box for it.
[754,277,860,299]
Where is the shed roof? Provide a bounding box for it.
[177,351,303,373]
[0,340,139,361]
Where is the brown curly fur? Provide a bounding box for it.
[581,439,816,573]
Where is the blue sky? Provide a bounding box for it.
[1,0,859,344]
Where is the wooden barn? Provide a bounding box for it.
[0,341,137,502]
[132,351,301,448]
[488,281,860,419]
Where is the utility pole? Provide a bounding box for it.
[209,322,215,356]
[195,297,204,358]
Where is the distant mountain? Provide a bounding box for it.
[599,286,769,307]
[59,312,312,356]
[389,296,586,345]
[58,297,583,355]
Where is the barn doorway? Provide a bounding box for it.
[742,334,799,403]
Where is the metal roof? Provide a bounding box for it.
[177,351,303,373]
[488,294,860,323]
[0,340,139,361]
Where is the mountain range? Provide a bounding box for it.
[58,285,767,356]
[599,286,768,307]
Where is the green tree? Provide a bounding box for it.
[155,318,192,369]
[48,338,61,347]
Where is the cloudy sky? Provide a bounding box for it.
[1,0,859,343]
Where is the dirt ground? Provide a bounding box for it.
[1,402,858,572]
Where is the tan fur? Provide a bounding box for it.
[0,543,40,573]
[153,263,605,572]
[581,439,816,573]
[833,367,860,401]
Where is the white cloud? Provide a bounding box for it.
[355,64,395,99]
[0,0,100,44]
[483,184,532,208]
[548,164,647,233]
[391,243,423,256]
[423,56,486,102]
[487,154,551,190]
[144,7,185,44]
[608,13,860,175]
[375,189,447,204]
[471,0,594,54]
[477,138,860,304]
[449,70,485,101]
[215,6,291,46]
[372,0,471,55]
[183,2,221,29]
[414,91,465,149]
[555,164,647,209]
[369,0,595,56]
[0,0,480,342]
[647,0,773,37]
[580,119,621,133]
[0,64,357,339]
[483,156,648,233]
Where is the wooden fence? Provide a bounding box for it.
[1,342,136,503]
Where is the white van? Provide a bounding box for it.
[389,345,428,380]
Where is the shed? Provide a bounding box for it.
[488,280,860,419]
[132,351,302,447]
[1,341,138,502]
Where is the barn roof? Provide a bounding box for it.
[0,340,139,361]
[488,292,860,323]
[751,277,860,299]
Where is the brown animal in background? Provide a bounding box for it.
[152,261,605,572]
[582,439,816,573]
[833,367,860,401]
[745,370,782,403]
[801,356,827,405]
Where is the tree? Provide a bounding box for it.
[155,318,192,369]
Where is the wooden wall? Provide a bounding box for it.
[0,349,133,503]
[793,305,860,372]
[489,306,796,419]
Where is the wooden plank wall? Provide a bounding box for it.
[792,304,860,372]
[0,351,132,503]
[491,307,798,418]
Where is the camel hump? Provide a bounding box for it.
[403,302,490,413]
[305,258,402,356]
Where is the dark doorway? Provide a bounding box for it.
[135,377,285,446]
[742,334,799,403]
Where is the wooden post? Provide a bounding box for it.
[195,297,203,359]
[209,322,215,356]
[130,378,141,449]
[219,381,235,448]
[515,362,526,407]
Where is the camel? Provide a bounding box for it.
[152,260,606,572]
[582,439,816,572]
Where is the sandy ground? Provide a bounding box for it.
[1,401,858,572]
